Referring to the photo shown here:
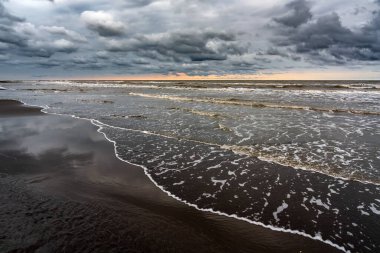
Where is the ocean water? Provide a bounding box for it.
[1,80,379,252]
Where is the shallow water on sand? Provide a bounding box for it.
[1,80,380,252]
[0,102,340,253]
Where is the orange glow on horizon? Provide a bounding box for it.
[55,70,380,81]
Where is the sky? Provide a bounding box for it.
[0,0,380,80]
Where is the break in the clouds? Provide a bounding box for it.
[81,11,125,37]
[0,0,380,79]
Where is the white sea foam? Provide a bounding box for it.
[211,178,227,190]
[173,181,185,186]
[273,202,289,222]
[310,197,330,210]
[369,204,380,215]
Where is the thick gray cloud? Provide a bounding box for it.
[41,26,87,42]
[273,0,380,63]
[0,0,23,24]
[0,1,26,47]
[122,0,157,8]
[0,1,80,59]
[105,31,247,62]
[0,24,27,47]
[274,0,312,28]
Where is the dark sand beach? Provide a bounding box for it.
[0,100,341,253]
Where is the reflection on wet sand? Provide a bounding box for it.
[0,100,340,253]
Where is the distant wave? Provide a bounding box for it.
[24,80,380,93]
[129,92,380,116]
[63,80,380,90]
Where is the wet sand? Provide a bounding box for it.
[0,100,340,253]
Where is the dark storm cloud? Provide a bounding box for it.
[106,31,247,62]
[274,0,311,28]
[122,0,157,8]
[12,38,78,58]
[273,0,380,63]
[0,1,25,47]
[0,24,27,47]
[0,2,79,59]
[0,27,78,58]
[0,0,24,24]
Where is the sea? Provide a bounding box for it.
[1,80,379,252]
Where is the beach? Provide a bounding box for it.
[0,79,379,252]
[1,0,380,251]
[0,99,341,253]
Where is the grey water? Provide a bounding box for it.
[1,80,379,252]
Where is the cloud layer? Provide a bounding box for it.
[273,0,380,64]
[0,0,379,78]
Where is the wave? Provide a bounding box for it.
[88,120,352,253]
[221,145,380,185]
[91,119,350,253]
[197,83,380,91]
[168,106,223,118]
[109,114,147,119]
[129,92,380,116]
[79,99,114,104]
[24,80,380,93]
[67,80,380,89]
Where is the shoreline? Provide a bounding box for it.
[0,99,342,252]
[14,97,375,252]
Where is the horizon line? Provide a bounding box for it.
[2,79,380,82]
